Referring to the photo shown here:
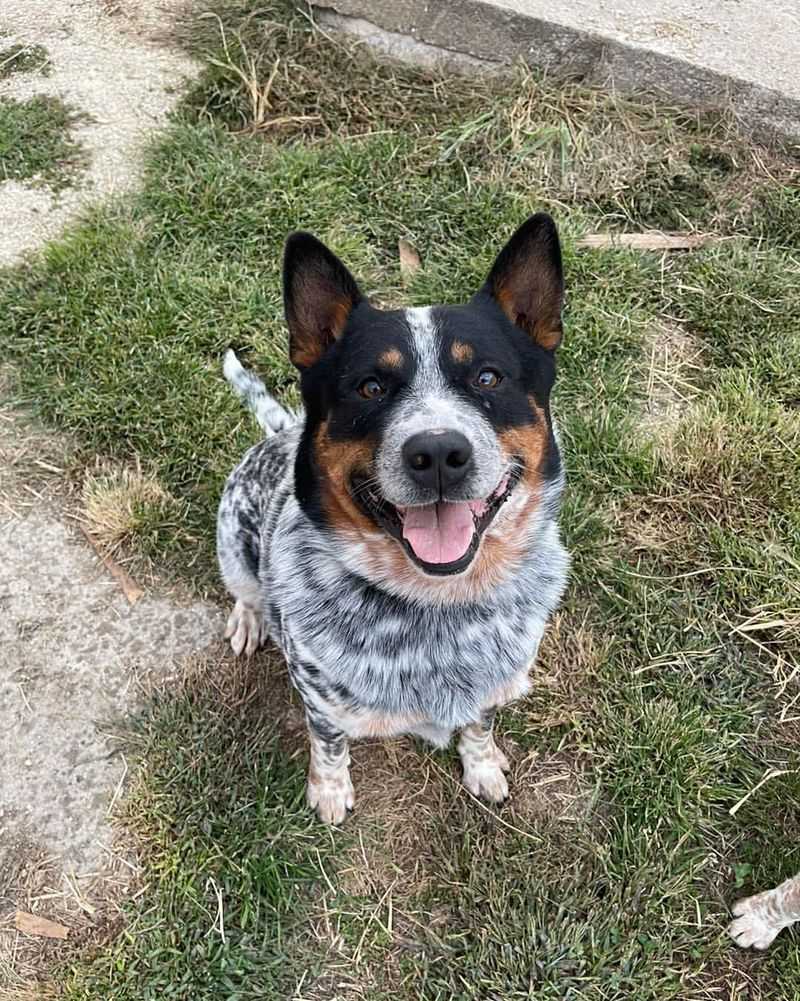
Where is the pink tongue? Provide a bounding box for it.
[401,502,475,564]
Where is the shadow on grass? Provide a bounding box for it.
[65,649,336,1001]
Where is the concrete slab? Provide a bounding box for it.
[0,398,224,872]
[0,7,208,985]
[0,400,224,988]
[314,0,800,146]
[0,510,222,874]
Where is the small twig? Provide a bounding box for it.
[616,564,765,583]
[106,756,128,818]
[315,848,337,896]
[33,459,64,474]
[576,232,715,251]
[206,877,226,943]
[17,682,33,715]
[80,526,143,604]
[352,878,396,965]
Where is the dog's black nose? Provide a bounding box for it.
[402,430,473,493]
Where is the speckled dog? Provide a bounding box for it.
[217,214,569,824]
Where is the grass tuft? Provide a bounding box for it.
[0,94,85,188]
[64,655,340,1001]
[82,461,176,551]
[0,43,50,78]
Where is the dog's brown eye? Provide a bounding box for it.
[475,368,502,389]
[358,377,384,399]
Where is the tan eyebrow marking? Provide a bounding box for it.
[451,340,474,363]
[378,348,404,369]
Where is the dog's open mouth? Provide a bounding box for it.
[352,465,521,576]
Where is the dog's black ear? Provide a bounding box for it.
[283,232,363,370]
[480,213,564,351]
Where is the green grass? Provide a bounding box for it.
[65,657,340,1000]
[0,42,50,78]
[2,1,800,998]
[0,93,85,188]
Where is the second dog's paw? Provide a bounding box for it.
[307,774,355,826]
[224,600,265,656]
[461,755,510,803]
[729,894,784,950]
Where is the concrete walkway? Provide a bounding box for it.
[0,0,197,265]
[315,0,800,146]
[0,2,218,991]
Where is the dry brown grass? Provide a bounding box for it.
[338,740,451,900]
[511,749,595,825]
[427,64,800,231]
[620,491,693,556]
[0,985,61,1001]
[186,2,800,239]
[729,605,800,742]
[81,461,172,553]
[525,608,611,727]
[639,322,707,438]
[0,836,128,1001]
[622,369,800,571]
[0,384,76,519]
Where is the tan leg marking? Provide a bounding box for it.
[305,724,354,826]
[458,715,510,803]
[729,873,800,949]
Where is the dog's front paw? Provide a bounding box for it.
[461,747,510,803]
[224,599,265,656]
[307,773,355,826]
[729,893,785,950]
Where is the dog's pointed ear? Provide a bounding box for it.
[480,213,564,351]
[283,232,363,370]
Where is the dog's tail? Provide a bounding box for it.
[223,349,297,436]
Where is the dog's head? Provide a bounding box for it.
[289,214,565,588]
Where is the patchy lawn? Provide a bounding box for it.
[1,1,799,998]
[0,43,50,79]
[0,93,84,188]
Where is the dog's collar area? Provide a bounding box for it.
[351,462,522,576]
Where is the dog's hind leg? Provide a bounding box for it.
[458,708,510,803]
[729,872,800,949]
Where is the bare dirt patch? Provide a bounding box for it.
[511,749,595,825]
[339,739,453,899]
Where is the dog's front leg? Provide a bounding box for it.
[458,709,510,803]
[729,873,800,949]
[305,714,354,826]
